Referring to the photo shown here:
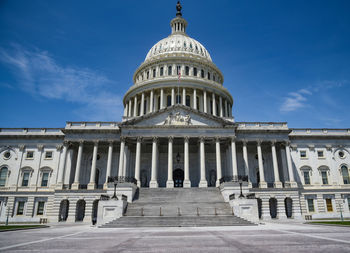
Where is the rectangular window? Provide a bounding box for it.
[45,151,53,159]
[307,199,315,212]
[300,150,307,158]
[176,66,181,75]
[208,72,211,80]
[317,150,324,158]
[201,69,204,78]
[213,74,216,82]
[26,151,34,159]
[17,201,25,215]
[167,95,171,106]
[193,67,197,76]
[37,201,45,215]
[321,171,328,185]
[185,66,189,75]
[0,168,8,187]
[325,198,333,212]
[168,66,172,75]
[153,69,156,78]
[160,67,164,76]
[303,171,310,185]
[186,95,191,107]
[22,172,30,187]
[146,71,149,79]
[41,172,49,187]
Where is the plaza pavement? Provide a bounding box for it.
[0,222,349,252]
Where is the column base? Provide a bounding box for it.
[274,181,283,188]
[199,180,208,188]
[183,180,191,188]
[166,180,174,188]
[259,181,268,188]
[71,183,80,190]
[137,181,141,188]
[149,180,159,188]
[55,183,64,190]
[87,183,96,190]
[103,183,109,190]
[289,181,298,188]
[216,180,221,187]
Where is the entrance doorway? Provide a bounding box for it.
[173,169,184,187]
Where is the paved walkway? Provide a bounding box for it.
[0,222,349,252]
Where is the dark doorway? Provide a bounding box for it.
[257,198,262,219]
[76,199,86,222]
[173,169,184,187]
[285,197,293,218]
[92,200,99,225]
[269,198,278,219]
[59,200,69,222]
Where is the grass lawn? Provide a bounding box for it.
[309,221,350,226]
[0,225,47,231]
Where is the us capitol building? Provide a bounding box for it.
[1,3,350,225]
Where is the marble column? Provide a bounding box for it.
[133,96,138,117]
[231,137,238,178]
[203,90,207,113]
[88,141,99,189]
[128,100,132,117]
[212,93,217,116]
[199,137,207,187]
[182,88,186,106]
[134,137,142,187]
[118,138,125,177]
[193,89,197,109]
[257,140,267,188]
[242,140,250,182]
[72,140,83,190]
[160,88,164,109]
[150,137,159,188]
[219,96,223,117]
[56,141,68,189]
[183,137,191,187]
[171,88,175,106]
[150,90,154,113]
[166,137,174,188]
[103,141,113,189]
[271,141,282,188]
[140,93,145,116]
[285,141,297,187]
[215,137,222,187]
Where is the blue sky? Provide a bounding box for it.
[1,0,350,128]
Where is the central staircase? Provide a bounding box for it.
[100,188,255,227]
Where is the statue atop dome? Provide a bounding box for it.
[176,1,182,17]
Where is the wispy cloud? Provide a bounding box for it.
[0,44,123,121]
[280,80,348,113]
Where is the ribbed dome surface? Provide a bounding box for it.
[145,34,212,62]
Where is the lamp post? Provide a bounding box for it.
[239,179,244,198]
[111,181,118,199]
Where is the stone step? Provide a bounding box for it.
[100,216,255,228]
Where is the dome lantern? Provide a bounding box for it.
[171,1,187,35]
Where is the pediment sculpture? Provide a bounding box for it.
[163,112,192,126]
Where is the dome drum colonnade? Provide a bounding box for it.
[122,9,233,120]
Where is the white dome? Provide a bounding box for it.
[145,34,212,62]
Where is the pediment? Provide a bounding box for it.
[122,105,233,127]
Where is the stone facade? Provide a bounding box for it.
[1,4,350,224]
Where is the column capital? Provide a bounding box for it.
[136,137,142,143]
[78,139,85,145]
[120,136,126,142]
[92,140,99,146]
[242,139,248,145]
[107,140,114,145]
[56,144,63,151]
[152,136,158,143]
[256,139,262,145]
[199,136,206,142]
[37,144,44,151]
[184,136,190,142]
[63,140,69,146]
[168,136,174,143]
[215,136,221,142]
[270,139,277,146]
[230,136,236,142]
[285,140,291,146]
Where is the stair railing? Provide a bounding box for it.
[214,207,217,216]
[197,207,199,216]
[159,207,162,216]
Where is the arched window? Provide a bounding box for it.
[213,74,216,82]
[168,66,172,75]
[341,165,350,184]
[193,67,197,76]
[185,66,189,75]
[201,70,204,78]
[76,199,86,222]
[160,67,164,76]
[190,43,192,49]
[167,95,171,106]
[186,95,191,107]
[153,69,156,78]
[146,71,149,79]
[0,167,8,187]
